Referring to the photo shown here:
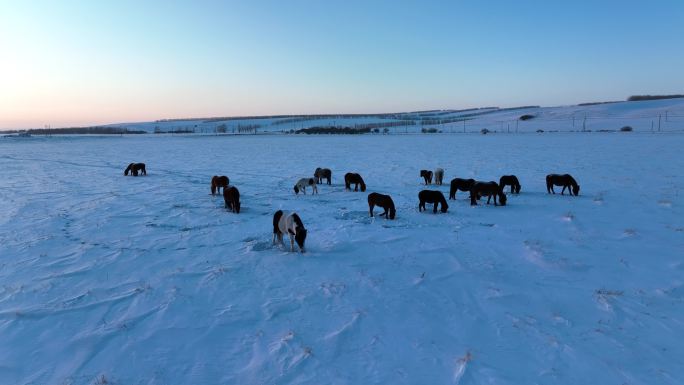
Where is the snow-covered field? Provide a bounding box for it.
[108,98,684,134]
[1,133,683,385]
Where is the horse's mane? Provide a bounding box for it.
[291,213,304,228]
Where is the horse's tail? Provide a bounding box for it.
[273,210,284,234]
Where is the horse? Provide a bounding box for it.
[499,175,521,194]
[368,192,396,219]
[273,210,307,253]
[546,174,580,196]
[223,186,240,213]
[344,173,366,192]
[211,175,229,195]
[470,181,507,206]
[449,178,475,200]
[420,170,433,185]
[124,163,146,176]
[294,177,318,195]
[418,190,449,213]
[434,168,444,185]
[314,168,332,185]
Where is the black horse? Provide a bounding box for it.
[124,163,146,176]
[344,173,366,192]
[470,181,507,206]
[314,168,332,185]
[499,175,521,194]
[449,178,475,200]
[546,174,580,196]
[418,190,449,213]
[420,170,433,185]
[223,186,240,213]
[368,192,396,219]
[211,175,229,195]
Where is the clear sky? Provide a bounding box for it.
[1,0,683,128]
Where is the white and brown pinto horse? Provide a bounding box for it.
[273,210,307,252]
[294,177,318,195]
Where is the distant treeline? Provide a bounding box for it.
[578,101,620,106]
[627,95,684,102]
[295,126,372,135]
[4,126,145,135]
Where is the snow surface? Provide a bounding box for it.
[1,133,683,385]
[108,98,684,134]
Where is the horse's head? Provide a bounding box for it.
[295,226,307,252]
[388,207,396,220]
[293,186,300,195]
[360,183,366,192]
[573,185,580,196]
[499,192,507,206]
[515,184,521,194]
[441,200,449,213]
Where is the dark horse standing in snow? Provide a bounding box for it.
[211,175,229,195]
[314,168,332,185]
[418,190,449,213]
[223,186,240,213]
[420,170,433,185]
[546,174,580,196]
[499,175,521,194]
[449,178,475,200]
[367,192,396,219]
[344,173,366,192]
[470,181,507,206]
[124,163,146,176]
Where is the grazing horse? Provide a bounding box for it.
[418,190,449,213]
[367,192,396,219]
[344,173,366,192]
[314,168,332,185]
[546,174,580,196]
[470,181,507,206]
[434,168,444,185]
[124,163,146,176]
[420,170,433,185]
[273,210,307,253]
[211,175,229,195]
[449,178,475,200]
[223,186,240,213]
[294,177,318,195]
[499,175,521,194]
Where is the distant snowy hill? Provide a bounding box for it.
[107,98,684,134]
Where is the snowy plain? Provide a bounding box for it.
[1,132,683,385]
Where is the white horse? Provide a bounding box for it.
[272,210,307,252]
[294,177,318,195]
[434,168,445,185]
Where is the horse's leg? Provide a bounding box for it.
[354,183,358,191]
[369,203,374,217]
[487,194,491,204]
[433,202,438,213]
[290,235,295,252]
[561,185,566,195]
[493,194,498,206]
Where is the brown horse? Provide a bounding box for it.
[420,170,433,185]
[344,173,366,192]
[470,181,507,206]
[418,190,449,213]
[211,175,229,195]
[449,178,475,200]
[124,163,146,176]
[223,186,240,213]
[499,175,521,194]
[314,168,332,185]
[546,174,580,196]
[368,192,396,219]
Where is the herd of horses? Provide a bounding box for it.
[125,164,580,253]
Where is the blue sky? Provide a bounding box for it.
[1,0,683,128]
